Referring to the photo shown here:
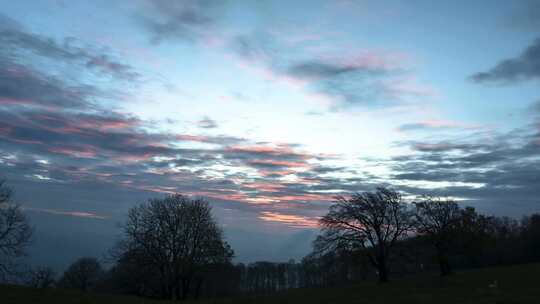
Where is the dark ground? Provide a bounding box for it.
[3,263,540,304]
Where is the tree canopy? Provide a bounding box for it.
[115,194,233,300]
[318,187,414,282]
[0,181,32,280]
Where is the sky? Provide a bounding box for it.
[0,0,539,269]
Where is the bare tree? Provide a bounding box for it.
[58,257,103,292]
[414,196,461,276]
[116,194,233,300]
[318,187,414,282]
[27,266,56,288]
[0,180,33,280]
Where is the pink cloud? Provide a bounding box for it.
[175,134,210,142]
[258,211,319,229]
[0,97,36,106]
[48,146,98,158]
[24,207,107,220]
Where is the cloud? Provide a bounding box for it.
[0,17,140,81]
[0,106,246,164]
[136,0,224,44]
[135,3,433,110]
[198,116,218,129]
[0,59,98,110]
[388,124,540,215]
[229,34,277,62]
[0,65,343,213]
[24,207,107,220]
[287,53,399,80]
[470,38,540,84]
[223,144,310,162]
[247,160,307,170]
[411,142,485,153]
[231,33,432,109]
[0,55,343,210]
[0,9,360,257]
[288,61,382,79]
[3,34,536,221]
[287,58,399,107]
[258,211,319,229]
[397,120,480,132]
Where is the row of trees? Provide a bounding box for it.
[51,188,540,299]
[317,187,540,282]
[1,180,540,300]
[48,203,540,298]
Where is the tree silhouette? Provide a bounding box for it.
[414,196,461,276]
[27,266,56,288]
[58,257,103,292]
[318,187,414,282]
[116,194,233,300]
[0,180,32,280]
[453,207,496,267]
[521,214,540,261]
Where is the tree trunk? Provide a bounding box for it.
[377,264,389,282]
[159,267,168,299]
[376,254,389,283]
[437,249,452,276]
[181,277,191,300]
[174,284,181,301]
[194,278,202,299]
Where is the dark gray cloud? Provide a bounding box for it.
[0,56,340,211]
[0,17,140,81]
[289,60,406,107]
[398,123,440,131]
[0,109,176,161]
[288,61,382,80]
[397,121,474,132]
[229,33,278,61]
[388,126,540,216]
[231,33,419,108]
[470,37,540,84]
[0,55,247,167]
[410,142,486,153]
[0,59,98,110]
[137,0,225,44]
[198,116,218,129]
[0,63,340,206]
[0,55,159,162]
[311,165,346,174]
[137,4,426,110]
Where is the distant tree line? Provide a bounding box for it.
[53,188,540,300]
[1,180,540,301]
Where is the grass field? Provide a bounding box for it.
[3,263,540,304]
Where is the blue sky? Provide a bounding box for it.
[0,0,539,268]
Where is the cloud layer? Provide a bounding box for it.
[1,1,539,245]
[470,37,540,84]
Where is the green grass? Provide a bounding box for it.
[3,263,540,304]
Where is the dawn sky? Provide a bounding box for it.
[0,0,539,268]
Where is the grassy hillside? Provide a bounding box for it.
[3,263,540,304]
